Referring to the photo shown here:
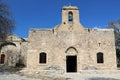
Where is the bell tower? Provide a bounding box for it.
[54,6,83,31]
[62,6,80,24]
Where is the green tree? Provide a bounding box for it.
[0,0,14,41]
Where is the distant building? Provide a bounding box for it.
[0,6,117,72]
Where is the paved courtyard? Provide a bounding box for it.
[0,73,120,80]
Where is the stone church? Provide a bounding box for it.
[0,6,117,72]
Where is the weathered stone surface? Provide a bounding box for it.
[27,6,117,72]
[0,34,27,67]
[0,5,117,74]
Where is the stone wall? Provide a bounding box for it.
[27,6,117,73]
[0,34,27,67]
[27,27,117,72]
[0,5,117,74]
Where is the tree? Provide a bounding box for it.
[107,19,120,32]
[0,0,14,41]
[106,19,120,67]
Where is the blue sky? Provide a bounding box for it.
[4,0,120,38]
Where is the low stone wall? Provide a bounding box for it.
[80,70,120,74]
[19,68,120,76]
[19,68,65,74]
[20,68,120,74]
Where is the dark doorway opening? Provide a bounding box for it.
[0,54,5,64]
[66,56,77,72]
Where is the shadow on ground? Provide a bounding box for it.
[0,66,22,74]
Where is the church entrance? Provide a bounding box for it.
[66,55,77,72]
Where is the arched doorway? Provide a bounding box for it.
[66,55,77,72]
[0,42,17,66]
[66,47,78,72]
[0,54,5,64]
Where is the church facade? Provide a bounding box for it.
[27,6,117,72]
[0,6,117,72]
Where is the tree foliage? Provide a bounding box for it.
[106,19,120,66]
[106,19,120,45]
[106,19,120,32]
[0,0,14,40]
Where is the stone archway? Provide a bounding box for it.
[0,42,18,67]
[65,47,78,72]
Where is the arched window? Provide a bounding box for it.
[68,11,73,22]
[39,52,46,63]
[97,52,104,63]
[0,54,5,64]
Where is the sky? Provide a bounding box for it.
[3,0,120,38]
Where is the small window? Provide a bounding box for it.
[68,11,73,22]
[97,52,104,63]
[39,52,46,63]
[0,54,5,64]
